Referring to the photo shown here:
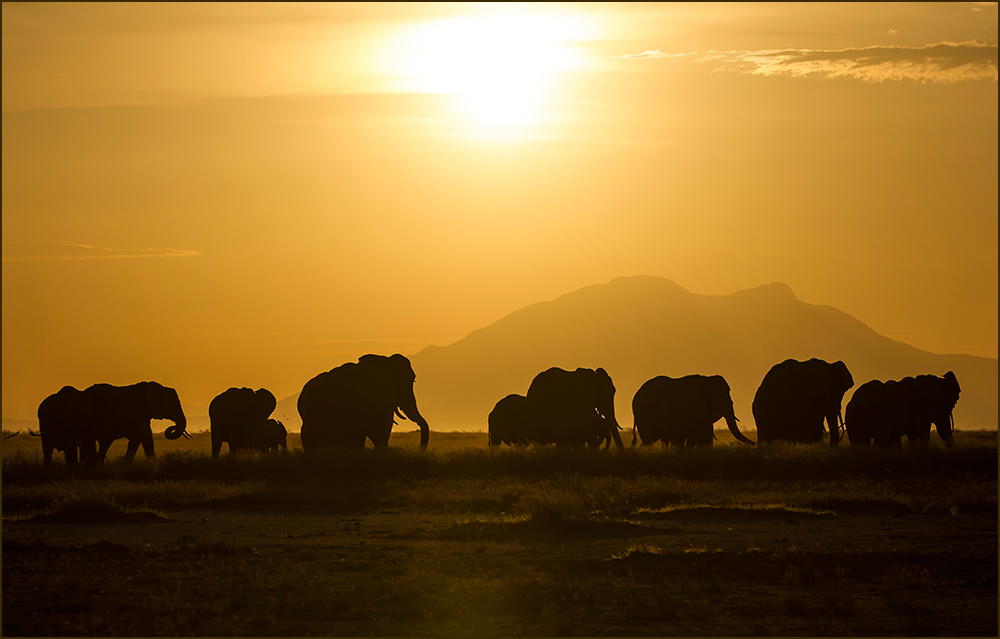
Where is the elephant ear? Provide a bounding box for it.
[595,367,616,393]
[944,371,960,393]
[834,361,854,392]
[711,375,733,399]
[389,354,416,380]
[255,388,277,419]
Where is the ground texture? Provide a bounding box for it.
[3,430,997,636]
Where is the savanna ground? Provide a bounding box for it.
[2,429,997,636]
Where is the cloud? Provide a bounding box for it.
[716,41,998,83]
[615,41,997,83]
[611,49,695,60]
[2,242,201,262]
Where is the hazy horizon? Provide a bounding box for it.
[3,275,995,431]
[3,3,997,424]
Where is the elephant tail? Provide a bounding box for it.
[631,423,637,447]
[27,429,41,437]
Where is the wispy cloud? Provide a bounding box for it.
[727,41,997,83]
[610,49,695,60]
[615,41,998,83]
[2,242,201,262]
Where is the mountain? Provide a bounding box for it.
[405,275,997,433]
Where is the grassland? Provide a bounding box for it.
[3,429,997,636]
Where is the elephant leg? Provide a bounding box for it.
[876,434,901,448]
[96,439,114,463]
[80,440,97,465]
[124,438,141,461]
[140,429,155,458]
[369,416,394,448]
[692,426,714,447]
[42,442,54,466]
[907,434,930,447]
[65,446,79,467]
[211,433,223,459]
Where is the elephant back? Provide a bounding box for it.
[211,387,275,422]
[38,386,99,443]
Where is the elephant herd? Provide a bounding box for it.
[34,353,427,465]
[490,358,961,450]
[34,354,961,466]
[35,382,191,466]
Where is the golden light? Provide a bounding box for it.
[384,11,594,134]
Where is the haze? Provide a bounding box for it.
[3,3,997,423]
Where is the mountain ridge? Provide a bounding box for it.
[273,276,996,433]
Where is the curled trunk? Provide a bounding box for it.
[164,414,188,440]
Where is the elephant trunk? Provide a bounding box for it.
[399,393,429,449]
[164,413,189,440]
[725,413,755,446]
[604,404,624,451]
[937,412,955,447]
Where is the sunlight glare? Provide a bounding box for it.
[386,12,593,133]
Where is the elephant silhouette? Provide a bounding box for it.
[632,374,755,447]
[244,418,287,453]
[36,386,99,466]
[846,372,960,447]
[297,354,430,450]
[85,381,189,462]
[752,358,854,445]
[209,387,280,458]
[488,394,534,446]
[523,367,624,449]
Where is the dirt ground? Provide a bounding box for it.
[3,503,996,636]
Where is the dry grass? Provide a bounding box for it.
[3,430,996,520]
[2,430,996,636]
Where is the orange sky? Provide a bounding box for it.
[3,2,997,420]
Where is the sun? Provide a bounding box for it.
[385,11,593,134]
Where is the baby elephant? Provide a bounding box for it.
[231,418,288,454]
[210,387,285,457]
[488,394,533,446]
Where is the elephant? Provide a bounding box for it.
[85,381,189,462]
[631,374,756,447]
[752,358,854,446]
[488,394,533,446]
[36,386,99,466]
[846,372,960,447]
[209,387,279,458]
[233,419,288,453]
[524,367,624,449]
[297,353,430,450]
